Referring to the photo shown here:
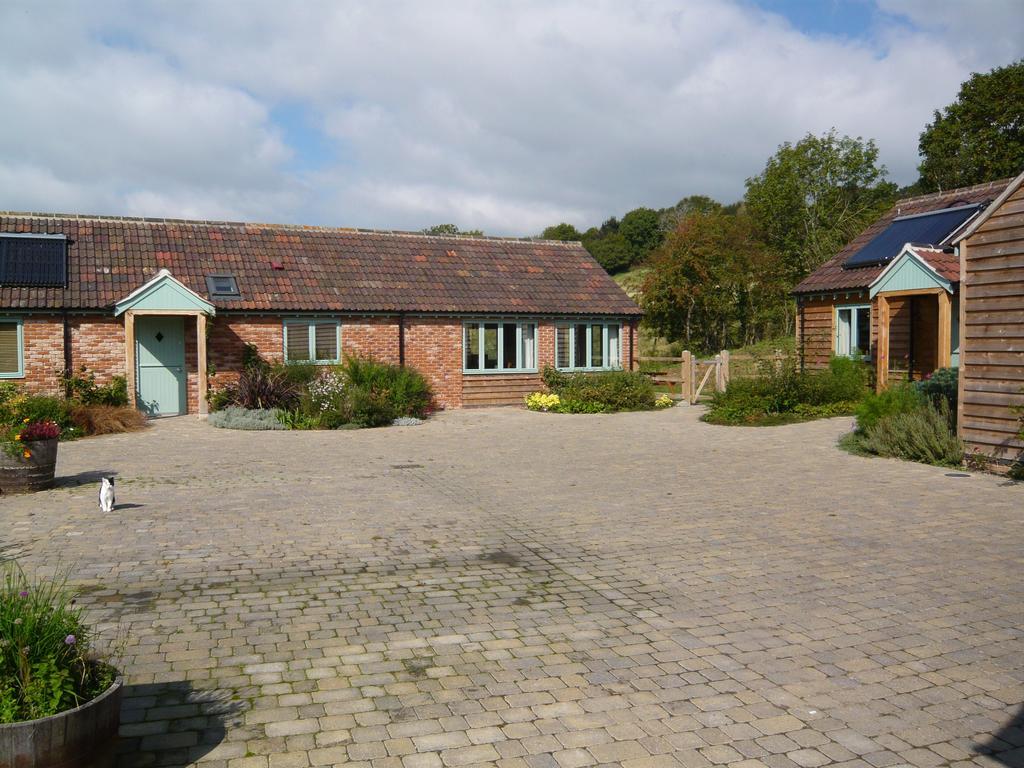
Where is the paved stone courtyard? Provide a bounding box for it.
[2,407,1022,768]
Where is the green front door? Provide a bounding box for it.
[136,316,186,416]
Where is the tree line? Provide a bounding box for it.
[535,59,1024,355]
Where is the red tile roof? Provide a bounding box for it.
[907,247,961,282]
[793,178,1012,295]
[0,213,641,316]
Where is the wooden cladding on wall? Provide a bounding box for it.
[960,183,1024,464]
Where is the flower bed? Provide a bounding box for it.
[525,367,662,413]
[208,352,433,430]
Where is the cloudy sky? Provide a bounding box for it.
[0,1,1021,235]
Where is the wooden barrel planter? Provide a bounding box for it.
[0,676,122,768]
[0,438,58,494]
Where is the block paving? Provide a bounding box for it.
[1,406,1021,767]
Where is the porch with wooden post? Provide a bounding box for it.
[115,270,215,417]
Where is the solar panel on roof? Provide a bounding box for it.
[843,204,982,269]
[0,234,67,287]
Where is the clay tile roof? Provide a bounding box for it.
[0,213,641,316]
[908,247,961,282]
[793,177,1013,295]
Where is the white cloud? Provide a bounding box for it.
[0,1,1019,234]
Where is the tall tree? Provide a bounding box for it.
[658,195,725,231]
[918,60,1024,192]
[745,129,896,284]
[421,223,484,237]
[541,223,582,241]
[619,207,664,265]
[640,211,786,352]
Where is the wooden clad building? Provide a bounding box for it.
[794,179,1011,390]
[952,169,1024,468]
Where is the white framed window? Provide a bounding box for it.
[555,322,622,370]
[283,319,340,364]
[0,318,23,378]
[835,305,870,358]
[463,320,537,373]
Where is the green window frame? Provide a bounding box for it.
[834,305,871,359]
[283,319,341,364]
[555,322,622,370]
[0,318,24,378]
[463,320,537,373]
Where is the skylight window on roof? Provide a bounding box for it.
[205,274,240,298]
[843,204,982,270]
[0,233,67,287]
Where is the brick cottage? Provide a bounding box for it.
[0,213,642,414]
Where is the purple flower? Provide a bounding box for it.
[18,591,28,598]
[64,634,76,646]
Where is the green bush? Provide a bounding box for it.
[705,355,868,425]
[0,562,116,723]
[208,406,286,430]
[854,383,924,433]
[59,367,128,406]
[859,400,963,467]
[915,367,958,416]
[341,357,432,427]
[540,367,655,413]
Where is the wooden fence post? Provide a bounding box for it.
[714,353,723,392]
[680,350,691,402]
[720,350,730,390]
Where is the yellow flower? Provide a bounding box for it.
[13,434,20,441]
[22,450,31,459]
[23,418,30,423]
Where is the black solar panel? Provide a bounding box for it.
[843,205,981,269]
[0,234,67,286]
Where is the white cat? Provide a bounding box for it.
[98,476,115,514]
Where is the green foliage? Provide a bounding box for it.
[915,367,958,416]
[854,384,925,433]
[0,394,77,440]
[340,356,433,427]
[705,355,868,425]
[640,211,788,353]
[582,230,631,273]
[658,195,727,231]
[619,207,664,265]
[541,367,655,413]
[918,60,1024,191]
[745,128,896,284]
[0,562,116,723]
[858,400,963,467]
[421,223,484,237]
[59,367,128,406]
[208,406,286,430]
[541,223,581,241]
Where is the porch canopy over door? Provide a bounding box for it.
[114,269,215,415]
[868,247,954,392]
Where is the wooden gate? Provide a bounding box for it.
[636,350,730,405]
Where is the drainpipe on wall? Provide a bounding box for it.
[398,312,406,366]
[798,302,805,374]
[62,309,72,396]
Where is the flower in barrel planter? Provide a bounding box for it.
[5,419,60,460]
[1,420,61,493]
[0,562,122,765]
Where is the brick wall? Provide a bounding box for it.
[207,316,283,392]
[405,318,463,409]
[70,316,125,384]
[21,317,64,395]
[342,318,400,363]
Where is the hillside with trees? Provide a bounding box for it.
[540,61,1021,355]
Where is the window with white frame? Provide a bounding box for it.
[463,320,537,372]
[835,305,870,358]
[0,319,23,378]
[283,319,340,363]
[555,322,621,370]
